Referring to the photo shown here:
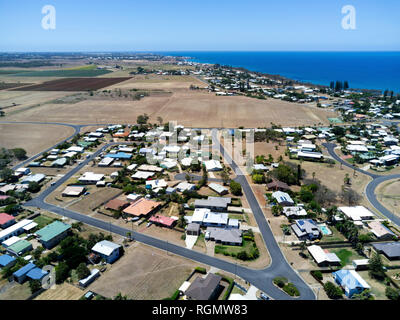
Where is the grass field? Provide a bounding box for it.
[33,215,55,228]
[11,69,112,77]
[34,283,85,300]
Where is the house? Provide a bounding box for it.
[372,242,400,260]
[6,239,32,256]
[92,240,122,263]
[131,171,155,180]
[98,157,114,167]
[266,180,290,191]
[307,245,341,267]
[51,158,67,167]
[149,215,176,228]
[104,199,129,211]
[176,182,196,193]
[352,259,370,271]
[137,164,163,172]
[186,223,200,236]
[205,227,242,246]
[79,268,100,287]
[62,186,85,197]
[203,160,223,172]
[146,179,168,190]
[1,236,21,248]
[333,269,370,298]
[126,194,142,202]
[291,219,321,240]
[272,191,294,206]
[21,174,45,184]
[208,183,228,195]
[0,213,16,229]
[367,221,396,240]
[35,221,71,249]
[26,267,48,282]
[185,273,222,300]
[338,206,375,221]
[0,219,33,243]
[0,254,16,269]
[194,197,231,211]
[282,206,307,218]
[78,172,104,184]
[123,198,161,218]
[104,152,132,160]
[13,263,37,283]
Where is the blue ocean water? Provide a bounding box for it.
[161,51,400,93]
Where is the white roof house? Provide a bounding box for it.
[65,146,84,153]
[208,183,229,195]
[338,206,375,221]
[98,157,114,167]
[131,171,155,180]
[146,179,168,190]
[1,236,21,248]
[78,172,104,184]
[307,245,340,266]
[126,164,138,171]
[0,219,33,243]
[176,182,196,192]
[204,160,223,171]
[272,191,294,206]
[92,240,121,257]
[283,206,307,218]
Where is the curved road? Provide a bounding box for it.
[5,121,316,300]
[323,142,400,227]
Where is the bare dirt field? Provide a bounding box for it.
[89,242,203,300]
[4,87,337,128]
[375,178,400,216]
[0,123,75,157]
[34,283,85,300]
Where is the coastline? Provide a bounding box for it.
[162,51,400,94]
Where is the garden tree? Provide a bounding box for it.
[229,180,242,196]
[28,181,41,193]
[137,113,149,125]
[344,173,350,185]
[29,279,42,294]
[340,187,361,206]
[299,240,307,252]
[76,262,90,280]
[352,290,372,300]
[177,214,186,228]
[156,116,163,125]
[271,205,283,216]
[369,253,385,280]
[255,155,266,164]
[323,281,343,299]
[32,247,44,260]
[0,168,13,182]
[252,173,265,184]
[220,170,230,185]
[385,287,400,300]
[4,204,20,215]
[55,261,70,284]
[271,163,300,185]
[12,148,27,160]
[114,293,128,300]
[331,126,346,137]
[58,236,88,270]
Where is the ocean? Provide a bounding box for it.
[161,51,400,94]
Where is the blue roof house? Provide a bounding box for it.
[105,152,132,160]
[27,267,49,281]
[0,254,16,269]
[333,269,370,298]
[13,262,36,283]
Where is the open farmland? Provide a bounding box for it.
[5,89,337,127]
[0,123,75,157]
[12,77,132,91]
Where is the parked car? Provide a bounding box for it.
[146,222,152,228]
[260,292,270,300]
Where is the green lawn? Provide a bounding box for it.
[215,239,258,260]
[33,215,55,229]
[331,248,364,267]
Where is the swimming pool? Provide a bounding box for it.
[318,224,332,236]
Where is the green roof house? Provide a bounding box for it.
[7,240,33,256]
[35,221,71,249]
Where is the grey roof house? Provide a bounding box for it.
[185,273,222,300]
[205,227,242,246]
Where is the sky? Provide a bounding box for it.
[0,0,399,52]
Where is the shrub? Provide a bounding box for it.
[195,267,207,274]
[324,281,343,299]
[273,277,287,288]
[283,283,300,297]
[385,287,400,300]
[311,270,323,281]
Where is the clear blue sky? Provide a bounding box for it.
[0,0,399,51]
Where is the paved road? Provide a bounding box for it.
[323,142,400,227]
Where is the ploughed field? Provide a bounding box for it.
[11,77,132,91]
